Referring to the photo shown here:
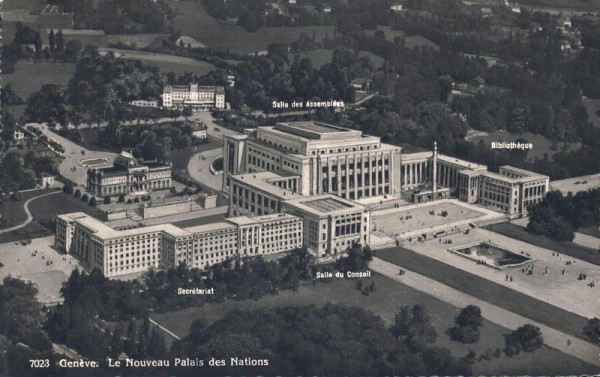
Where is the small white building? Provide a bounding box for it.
[39,174,55,188]
[13,128,25,141]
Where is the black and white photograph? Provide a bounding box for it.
[0,0,600,375]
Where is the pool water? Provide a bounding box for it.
[449,241,533,268]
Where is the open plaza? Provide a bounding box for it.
[401,227,600,319]
[370,199,506,242]
[0,236,83,305]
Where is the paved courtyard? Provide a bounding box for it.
[0,236,84,304]
[402,228,600,319]
[371,200,505,240]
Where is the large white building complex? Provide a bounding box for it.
[162,84,225,109]
[55,212,302,277]
[222,121,403,199]
[57,120,551,278]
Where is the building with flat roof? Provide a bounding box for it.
[162,84,225,109]
[282,194,370,258]
[223,121,402,201]
[401,143,549,216]
[55,211,303,278]
[87,151,172,197]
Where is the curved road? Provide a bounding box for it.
[0,191,62,235]
[187,148,224,192]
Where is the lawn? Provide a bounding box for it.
[375,247,590,341]
[1,61,76,118]
[485,222,600,266]
[100,48,216,75]
[0,190,104,244]
[27,191,104,230]
[151,272,595,375]
[578,223,600,238]
[0,189,51,229]
[165,0,336,54]
[292,49,385,69]
[0,223,51,244]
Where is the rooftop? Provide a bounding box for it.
[231,172,304,200]
[272,121,363,141]
[303,197,353,212]
[183,221,236,234]
[283,194,365,217]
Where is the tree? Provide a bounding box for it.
[63,182,75,195]
[48,29,56,52]
[584,318,600,345]
[393,304,437,350]
[74,189,81,198]
[449,305,483,344]
[89,197,97,206]
[504,324,543,356]
[104,196,112,204]
[183,106,193,120]
[56,29,65,52]
[81,193,89,202]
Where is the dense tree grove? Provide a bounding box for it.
[0,150,58,192]
[172,304,475,376]
[65,0,174,33]
[527,189,600,241]
[24,50,181,127]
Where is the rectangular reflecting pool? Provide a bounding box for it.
[448,241,535,270]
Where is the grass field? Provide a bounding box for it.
[466,129,580,161]
[578,224,600,238]
[99,48,215,75]
[0,189,49,229]
[375,247,590,340]
[152,273,595,375]
[63,33,167,49]
[27,191,104,230]
[1,61,76,118]
[486,222,600,266]
[292,49,385,69]
[165,0,336,54]
[0,190,104,244]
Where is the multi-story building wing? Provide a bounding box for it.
[223,122,403,200]
[162,84,225,109]
[87,151,172,197]
[55,211,303,278]
[282,194,369,258]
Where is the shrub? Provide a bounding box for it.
[118,194,125,203]
[134,197,140,203]
[104,196,111,204]
[127,199,133,204]
[89,197,97,207]
[74,189,81,198]
[81,193,89,202]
